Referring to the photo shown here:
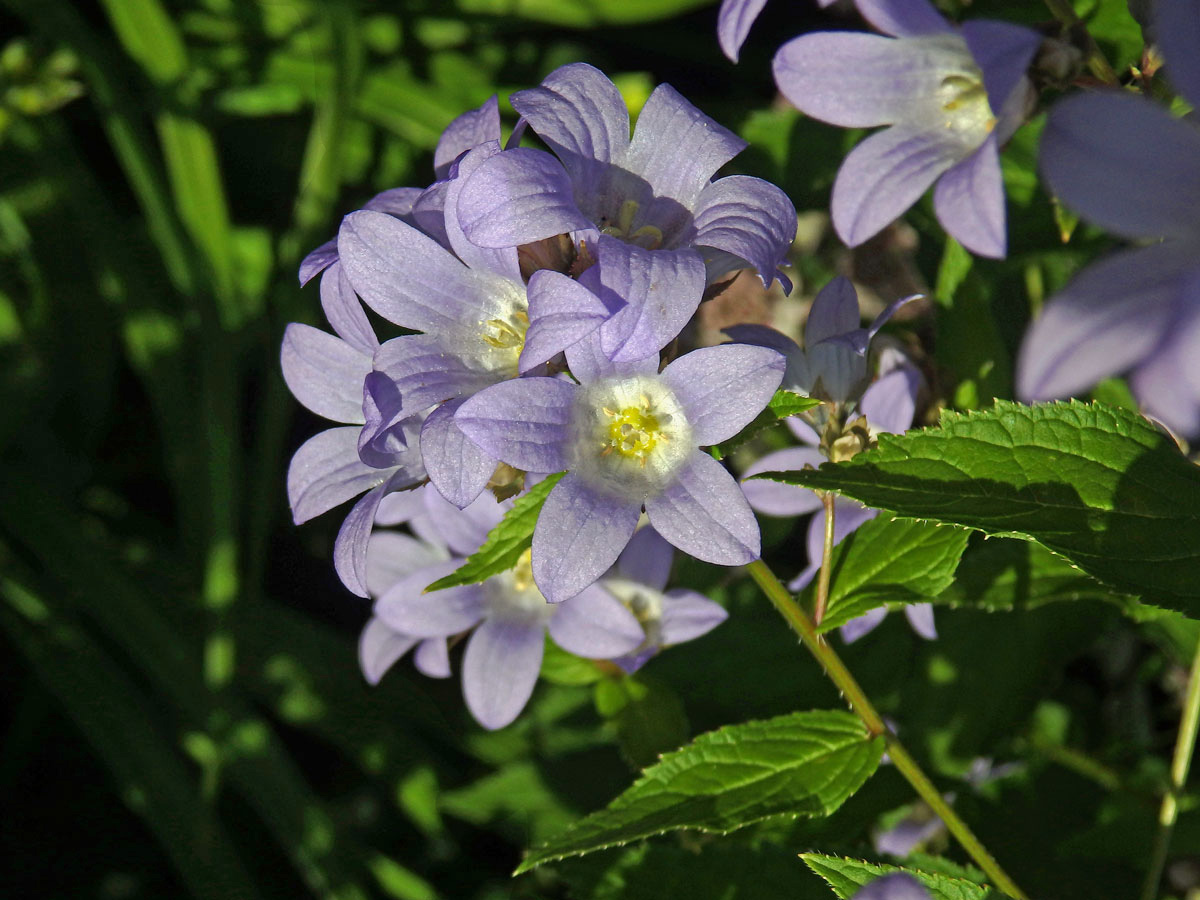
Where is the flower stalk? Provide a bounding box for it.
[745,557,1029,900]
[1141,636,1200,900]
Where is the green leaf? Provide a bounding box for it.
[806,516,970,634]
[454,0,712,27]
[754,401,1200,607]
[610,676,689,769]
[426,473,564,591]
[516,710,883,873]
[709,389,820,460]
[97,0,187,85]
[801,854,1012,900]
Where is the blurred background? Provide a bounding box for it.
[0,1,1194,898]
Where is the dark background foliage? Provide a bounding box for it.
[0,0,1192,898]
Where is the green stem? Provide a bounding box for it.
[746,558,1029,900]
[813,493,835,627]
[1141,638,1200,900]
[1042,0,1121,85]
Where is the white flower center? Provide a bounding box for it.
[458,277,530,379]
[603,576,663,651]
[484,548,553,624]
[906,35,996,153]
[597,199,665,250]
[569,375,693,502]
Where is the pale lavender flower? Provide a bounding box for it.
[280,320,426,598]
[726,276,918,404]
[743,366,934,643]
[361,487,644,730]
[1018,0,1200,434]
[455,63,797,288]
[596,526,729,672]
[455,339,785,602]
[718,0,837,63]
[852,873,932,900]
[772,0,1040,257]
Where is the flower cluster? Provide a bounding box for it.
[283,64,809,725]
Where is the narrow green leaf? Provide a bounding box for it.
[426,473,564,591]
[801,854,1012,900]
[97,0,187,85]
[709,389,820,460]
[454,0,711,27]
[516,710,883,873]
[157,113,237,322]
[806,516,970,634]
[754,400,1200,607]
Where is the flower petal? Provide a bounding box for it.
[904,602,938,640]
[421,398,497,509]
[840,607,889,644]
[359,617,419,686]
[625,83,746,221]
[510,63,631,182]
[617,525,674,591]
[457,148,593,249]
[454,378,574,473]
[462,617,545,729]
[373,334,499,417]
[933,132,1006,258]
[335,480,394,597]
[693,176,797,288]
[832,125,964,247]
[596,239,707,363]
[854,0,953,37]
[961,20,1040,120]
[414,638,452,678]
[339,210,497,333]
[366,531,448,597]
[1130,284,1200,436]
[299,238,338,286]
[280,323,370,423]
[860,366,920,435]
[1157,0,1200,109]
[1040,92,1200,241]
[564,325,661,383]
[363,186,424,217]
[443,142,525,283]
[774,32,963,127]
[533,474,641,603]
[723,324,812,394]
[287,426,390,525]
[1017,243,1192,401]
[420,486,505,556]
[319,261,378,355]
[852,873,932,900]
[374,559,487,637]
[549,584,645,657]
[434,95,502,179]
[661,344,785,445]
[659,588,729,644]
[646,451,761,565]
[806,276,860,345]
[520,269,614,373]
[718,0,770,62]
[741,447,826,517]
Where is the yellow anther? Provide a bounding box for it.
[602,405,661,460]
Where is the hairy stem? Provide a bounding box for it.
[813,493,836,627]
[746,559,1030,900]
[1141,638,1200,900]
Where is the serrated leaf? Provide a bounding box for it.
[753,401,1200,607]
[801,854,1012,900]
[426,473,564,591]
[516,710,883,873]
[709,389,820,460]
[806,516,970,634]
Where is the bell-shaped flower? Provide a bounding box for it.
[727,276,918,406]
[361,488,645,730]
[743,366,934,643]
[456,63,797,288]
[595,526,729,672]
[772,0,1040,257]
[280,317,426,599]
[1018,0,1200,435]
[454,338,785,602]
